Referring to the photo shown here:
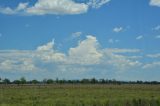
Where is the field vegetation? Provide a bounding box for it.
[0,83,160,106]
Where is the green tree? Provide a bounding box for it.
[20,77,26,84]
[46,79,54,84]
[13,80,21,85]
[31,79,39,84]
[0,77,2,84]
[91,78,97,84]
[3,78,10,84]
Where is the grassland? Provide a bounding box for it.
[0,84,160,106]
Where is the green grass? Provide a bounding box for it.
[0,84,160,106]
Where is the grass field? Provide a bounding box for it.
[0,84,160,106]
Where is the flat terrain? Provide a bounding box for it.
[0,84,160,106]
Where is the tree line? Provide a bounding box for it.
[0,77,160,85]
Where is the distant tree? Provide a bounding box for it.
[20,77,26,84]
[91,78,97,84]
[31,79,39,84]
[43,79,47,84]
[46,79,54,84]
[0,77,2,84]
[13,80,21,85]
[81,79,90,84]
[137,80,143,84]
[56,78,59,83]
[59,80,64,84]
[3,78,10,84]
[99,79,105,84]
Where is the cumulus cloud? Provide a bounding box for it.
[150,0,160,7]
[136,35,143,40]
[26,0,88,15]
[37,39,54,51]
[0,0,111,15]
[0,0,88,15]
[113,27,123,33]
[68,35,102,65]
[0,35,143,74]
[1,35,160,80]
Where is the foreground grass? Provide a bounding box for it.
[0,84,160,106]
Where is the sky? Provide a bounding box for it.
[0,0,160,81]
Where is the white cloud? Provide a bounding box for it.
[108,39,119,43]
[26,0,88,15]
[0,3,28,15]
[0,0,111,15]
[0,50,40,72]
[105,48,140,53]
[0,7,16,15]
[88,0,110,8]
[68,35,102,65]
[36,39,66,62]
[136,35,143,40]
[72,32,82,38]
[113,27,123,33]
[0,0,88,15]
[142,62,160,69]
[101,49,142,71]
[147,53,160,58]
[150,0,160,7]
[37,40,54,51]
[0,35,143,74]
[1,34,160,80]
[17,3,29,11]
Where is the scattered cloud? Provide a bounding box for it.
[105,48,140,53]
[136,35,143,40]
[150,0,160,7]
[152,25,160,31]
[0,2,28,15]
[72,32,82,38]
[142,61,160,69]
[0,35,142,73]
[108,39,119,43]
[0,35,159,79]
[87,0,111,9]
[147,53,160,58]
[0,50,39,72]
[0,0,111,15]
[113,27,123,33]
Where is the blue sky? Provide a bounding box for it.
[0,0,160,81]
